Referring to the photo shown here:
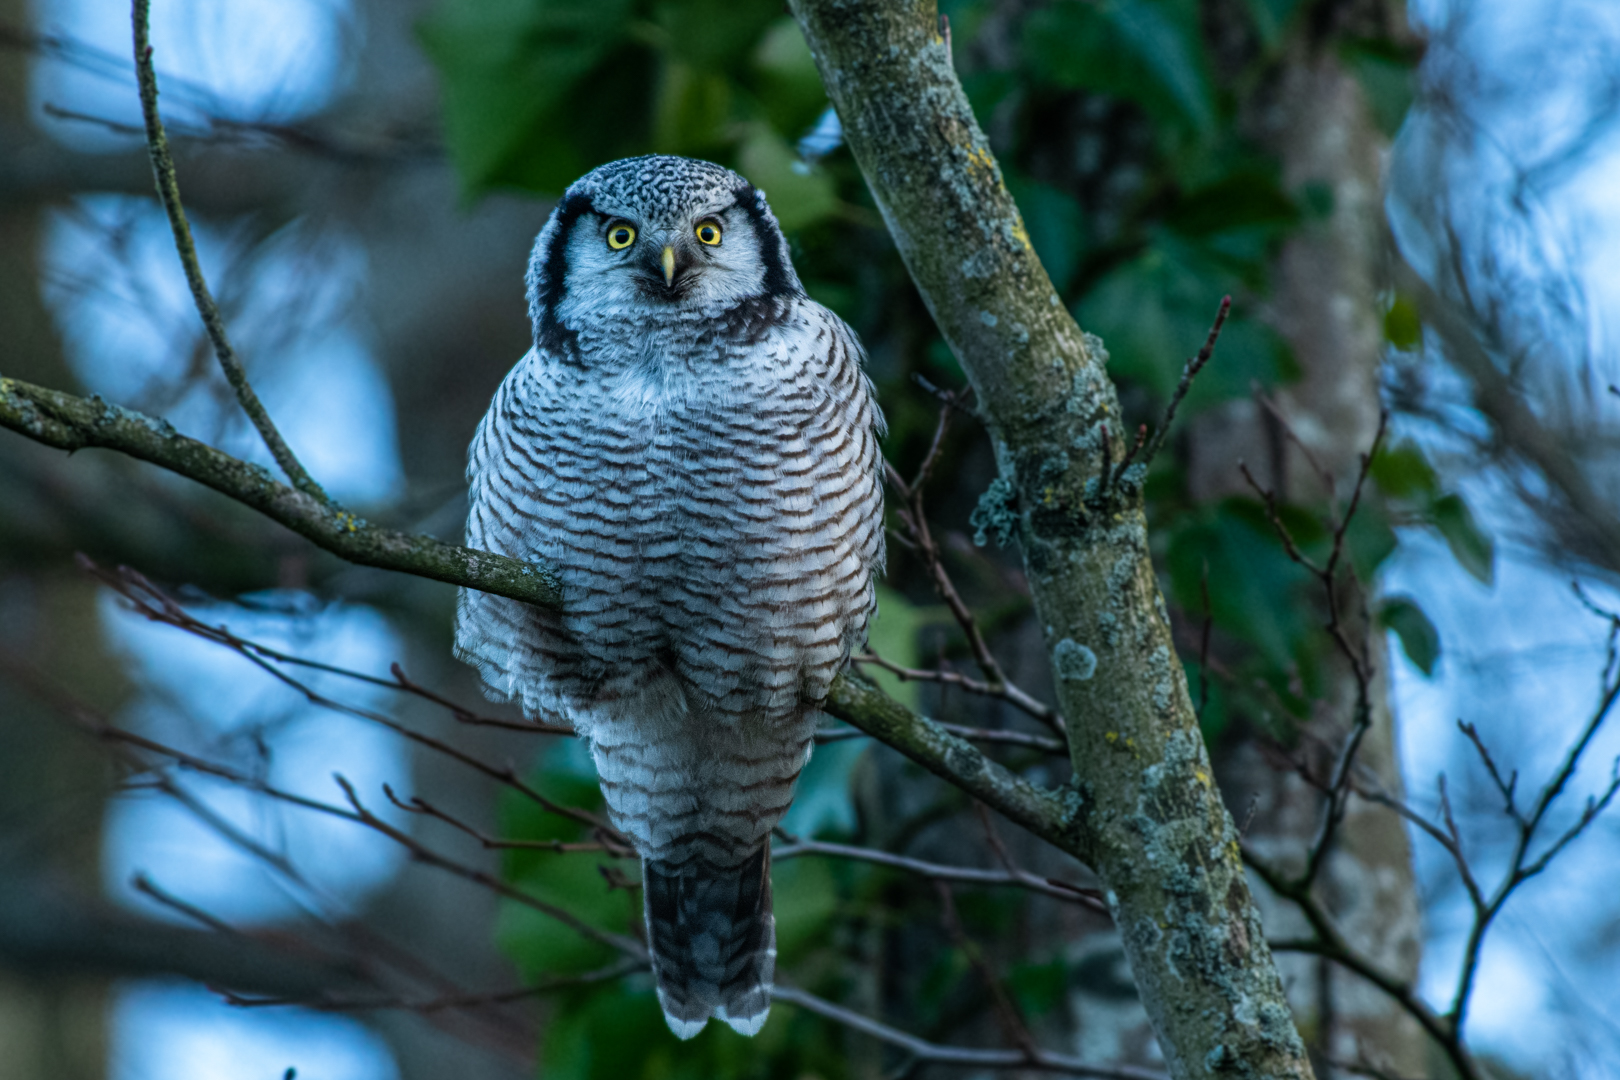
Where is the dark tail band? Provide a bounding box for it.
[642,845,775,1038]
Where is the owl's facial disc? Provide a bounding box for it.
[528,157,803,352]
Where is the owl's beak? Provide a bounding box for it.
[661,245,676,287]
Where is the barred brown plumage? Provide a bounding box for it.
[454,156,885,1039]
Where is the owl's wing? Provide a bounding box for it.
[453,348,587,716]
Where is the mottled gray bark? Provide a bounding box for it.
[788,2,1314,1076]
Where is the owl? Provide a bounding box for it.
[454,156,885,1038]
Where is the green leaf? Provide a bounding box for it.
[652,62,733,153]
[772,856,839,961]
[1384,293,1422,350]
[1431,493,1495,585]
[1165,169,1299,238]
[1184,658,1229,742]
[867,585,923,709]
[657,0,779,69]
[735,125,839,231]
[1341,40,1417,137]
[751,18,829,135]
[1379,595,1440,675]
[1024,0,1217,136]
[1239,0,1306,49]
[1008,958,1069,1018]
[417,0,642,194]
[1369,439,1439,500]
[1342,496,1398,580]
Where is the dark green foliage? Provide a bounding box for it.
[1024,0,1216,138]
[1341,39,1421,138]
[418,0,837,217]
[1078,234,1294,409]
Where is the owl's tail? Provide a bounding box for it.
[642,844,775,1039]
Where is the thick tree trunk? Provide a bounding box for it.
[790,3,1315,1076]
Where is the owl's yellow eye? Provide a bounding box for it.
[695,220,722,246]
[606,224,636,250]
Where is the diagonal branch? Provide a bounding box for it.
[0,375,563,607]
[132,0,324,502]
[822,672,1087,863]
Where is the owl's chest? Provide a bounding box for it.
[536,365,826,525]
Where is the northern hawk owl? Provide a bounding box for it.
[455,155,885,1038]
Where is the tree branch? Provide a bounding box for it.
[0,375,562,607]
[822,671,1086,861]
[788,3,1312,1076]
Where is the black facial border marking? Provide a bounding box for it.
[535,190,596,354]
[730,183,795,299]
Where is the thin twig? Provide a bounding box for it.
[131,0,325,502]
[335,776,646,960]
[852,652,1063,735]
[1246,849,1478,1080]
[769,984,1165,1080]
[933,881,1039,1058]
[772,831,1106,912]
[1140,296,1232,469]
[85,560,623,843]
[883,391,1065,739]
[220,958,644,1013]
[383,785,628,856]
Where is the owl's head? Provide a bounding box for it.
[526,155,804,352]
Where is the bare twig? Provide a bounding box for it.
[85,561,622,842]
[1140,296,1232,470]
[1238,411,1389,891]
[132,0,324,502]
[772,831,1106,912]
[883,391,1064,739]
[335,777,645,960]
[220,958,644,1013]
[933,881,1038,1058]
[1247,850,1477,1080]
[769,983,1165,1080]
[852,652,1064,736]
[383,785,629,857]
[1446,659,1620,1029]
